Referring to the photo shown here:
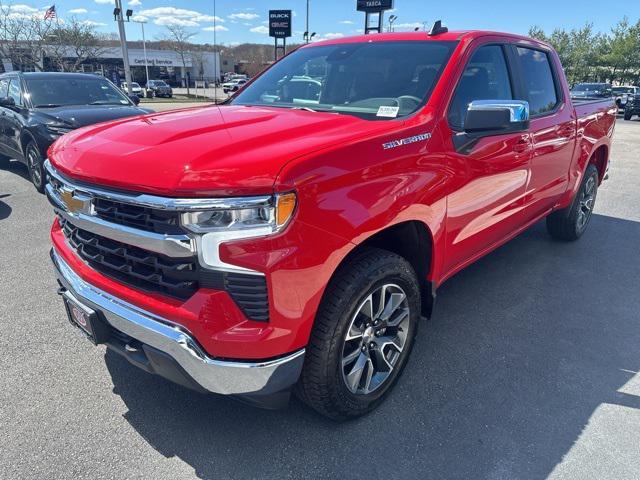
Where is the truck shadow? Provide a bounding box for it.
[105,213,640,480]
[0,194,11,220]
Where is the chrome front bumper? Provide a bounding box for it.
[51,249,305,396]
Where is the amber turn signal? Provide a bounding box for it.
[276,192,297,228]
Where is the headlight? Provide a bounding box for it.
[181,193,297,271]
[181,192,296,234]
[46,125,74,136]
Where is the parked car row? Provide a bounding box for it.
[0,72,151,192]
[571,82,640,120]
[120,80,173,98]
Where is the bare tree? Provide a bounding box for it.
[162,24,195,94]
[46,17,108,72]
[0,2,53,71]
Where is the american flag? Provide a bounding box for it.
[44,5,56,20]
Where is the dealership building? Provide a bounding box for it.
[1,45,223,87]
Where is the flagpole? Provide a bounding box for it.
[213,0,218,104]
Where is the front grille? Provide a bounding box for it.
[59,216,271,320]
[94,198,184,235]
[60,216,199,299]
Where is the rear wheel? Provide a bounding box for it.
[296,248,420,420]
[25,141,45,193]
[546,164,599,241]
[624,110,633,121]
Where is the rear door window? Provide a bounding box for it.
[448,45,513,130]
[515,47,559,116]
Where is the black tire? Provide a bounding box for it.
[546,164,599,241]
[0,153,10,168]
[296,247,420,420]
[624,110,632,121]
[25,140,45,193]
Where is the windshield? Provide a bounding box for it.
[25,77,132,107]
[231,40,457,120]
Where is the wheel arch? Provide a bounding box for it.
[331,220,436,319]
[589,144,608,183]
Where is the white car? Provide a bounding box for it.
[612,86,639,110]
[121,82,144,98]
[222,79,248,94]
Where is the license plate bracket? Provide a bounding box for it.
[62,292,110,345]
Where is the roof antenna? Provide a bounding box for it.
[428,20,448,36]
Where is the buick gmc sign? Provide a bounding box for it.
[356,0,394,12]
[269,10,292,38]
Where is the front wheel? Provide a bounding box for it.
[546,164,599,241]
[296,248,420,420]
[26,141,45,193]
[624,110,633,121]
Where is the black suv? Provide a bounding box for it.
[0,72,150,192]
[624,94,640,120]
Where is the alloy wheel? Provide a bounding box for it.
[341,283,410,395]
[577,175,596,232]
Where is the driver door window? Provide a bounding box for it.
[448,45,513,130]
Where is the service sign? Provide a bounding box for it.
[356,0,394,12]
[269,10,292,38]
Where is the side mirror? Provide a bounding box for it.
[464,100,529,134]
[0,97,15,108]
[128,94,140,106]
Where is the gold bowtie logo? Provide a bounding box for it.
[60,188,87,214]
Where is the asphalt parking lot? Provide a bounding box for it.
[1,118,639,480]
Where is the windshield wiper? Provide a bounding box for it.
[34,104,62,108]
[292,106,317,112]
[89,101,125,105]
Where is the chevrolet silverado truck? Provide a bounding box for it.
[46,29,615,420]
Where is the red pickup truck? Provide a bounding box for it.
[46,29,615,420]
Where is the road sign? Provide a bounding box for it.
[269,10,292,38]
[357,0,394,13]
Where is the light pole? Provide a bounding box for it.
[305,0,310,43]
[113,0,133,95]
[388,15,397,32]
[133,19,150,93]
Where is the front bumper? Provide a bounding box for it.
[51,248,305,398]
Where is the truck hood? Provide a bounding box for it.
[49,105,390,196]
[35,104,149,129]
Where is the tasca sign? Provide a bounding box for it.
[269,10,292,38]
[356,0,394,12]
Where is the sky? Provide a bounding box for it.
[8,0,640,45]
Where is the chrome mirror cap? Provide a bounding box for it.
[467,100,530,123]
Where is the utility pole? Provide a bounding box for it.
[213,0,218,103]
[114,0,133,95]
[133,20,150,92]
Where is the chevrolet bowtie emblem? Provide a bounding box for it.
[60,188,89,214]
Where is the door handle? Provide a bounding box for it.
[513,139,530,154]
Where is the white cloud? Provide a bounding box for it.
[69,8,88,14]
[81,20,107,26]
[339,20,354,25]
[94,0,114,4]
[323,32,344,39]
[128,0,141,5]
[131,15,148,22]
[154,17,199,27]
[137,7,223,27]
[9,4,38,13]
[250,25,269,34]
[393,22,423,30]
[202,25,229,32]
[228,12,259,21]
